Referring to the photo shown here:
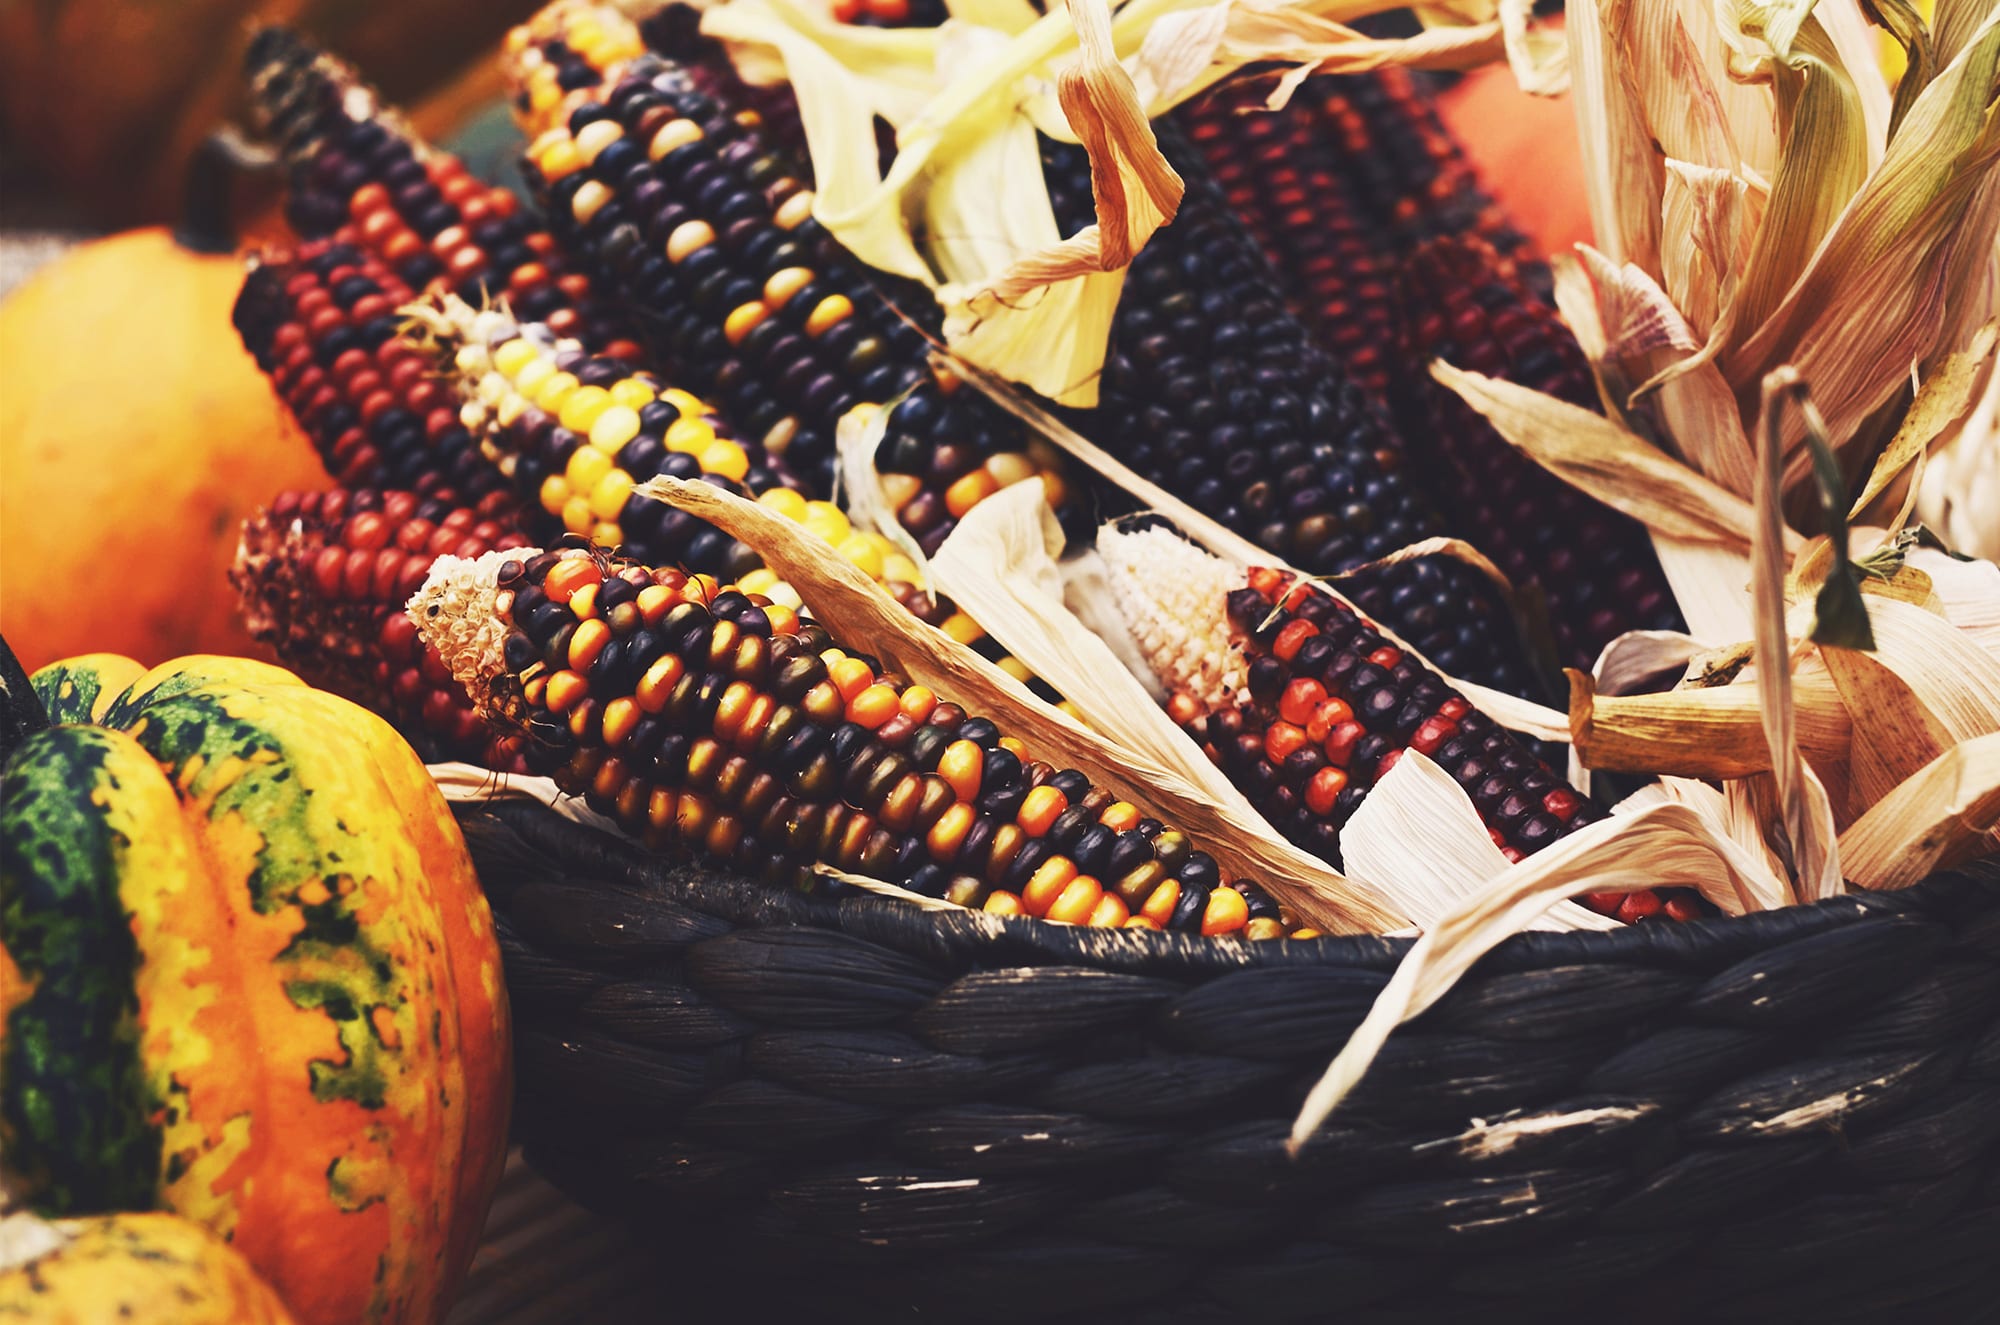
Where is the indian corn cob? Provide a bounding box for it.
[234,487,532,768]
[245,27,642,360]
[419,296,1071,712]
[418,294,805,578]
[1177,77,1404,399]
[1099,522,1703,924]
[1034,126,1539,697]
[413,544,1297,937]
[233,240,512,498]
[1397,238,1685,669]
[505,7,1082,545]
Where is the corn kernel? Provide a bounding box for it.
[661,388,707,419]
[1046,876,1104,926]
[589,469,636,521]
[836,532,884,579]
[758,488,809,521]
[494,337,539,379]
[538,474,571,516]
[665,417,715,453]
[666,220,715,262]
[941,614,984,646]
[537,138,582,179]
[534,371,580,412]
[589,404,642,453]
[558,384,612,433]
[649,118,704,161]
[804,294,853,337]
[570,179,613,226]
[574,118,623,163]
[590,521,623,547]
[609,378,657,410]
[945,468,1000,518]
[698,439,750,481]
[738,568,782,597]
[763,267,814,307]
[774,190,816,230]
[985,451,1039,487]
[801,502,851,545]
[724,302,769,344]
[1021,857,1077,916]
[561,496,594,535]
[565,445,613,494]
[514,357,555,398]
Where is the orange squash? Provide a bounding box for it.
[0,1210,300,1325]
[1,650,512,1325]
[0,229,328,673]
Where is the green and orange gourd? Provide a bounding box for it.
[0,635,511,1325]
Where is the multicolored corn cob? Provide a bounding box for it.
[234,487,533,768]
[417,294,803,577]
[1397,238,1685,669]
[1178,78,1403,399]
[233,240,512,498]
[1035,126,1538,697]
[245,27,642,359]
[1290,68,1539,288]
[412,544,1297,936]
[503,6,1082,545]
[1099,522,1704,924]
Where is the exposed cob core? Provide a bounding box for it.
[233,240,512,498]
[245,27,641,359]
[503,4,1082,547]
[1396,238,1685,668]
[413,545,1294,936]
[234,487,532,767]
[1099,523,1703,923]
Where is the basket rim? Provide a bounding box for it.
[462,798,2000,979]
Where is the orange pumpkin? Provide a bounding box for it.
[0,228,328,673]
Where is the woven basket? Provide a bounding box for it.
[463,799,2000,1324]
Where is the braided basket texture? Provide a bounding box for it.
[464,800,2000,1324]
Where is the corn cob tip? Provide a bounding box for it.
[409,546,532,710]
[1096,520,1249,718]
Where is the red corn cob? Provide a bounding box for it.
[233,487,534,768]
[1396,237,1685,670]
[233,239,514,499]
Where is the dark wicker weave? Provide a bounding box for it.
[465,799,2000,1324]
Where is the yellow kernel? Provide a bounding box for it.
[636,584,676,625]
[1018,785,1068,837]
[454,343,489,375]
[801,502,850,545]
[589,469,636,521]
[665,416,716,453]
[649,117,704,160]
[829,656,875,701]
[997,736,1027,759]
[537,134,582,179]
[737,568,781,596]
[985,451,1039,487]
[590,520,623,548]
[538,474,570,516]
[804,294,853,337]
[558,384,612,433]
[570,179,613,225]
[761,417,799,455]
[534,370,580,412]
[724,302,769,344]
[1086,893,1131,928]
[758,487,809,521]
[983,890,1025,918]
[609,378,658,410]
[568,581,599,620]
[1021,858,1078,917]
[666,219,715,262]
[561,496,595,535]
[514,357,555,397]
[763,267,815,307]
[837,532,884,579]
[635,654,685,711]
[494,337,540,378]
[566,445,613,494]
[880,553,921,585]
[941,614,984,646]
[661,388,707,418]
[574,118,623,163]
[589,404,643,453]
[601,695,642,748]
[774,189,816,229]
[879,472,923,510]
[763,580,804,610]
[1039,471,1070,511]
[699,439,750,481]
[998,656,1033,683]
